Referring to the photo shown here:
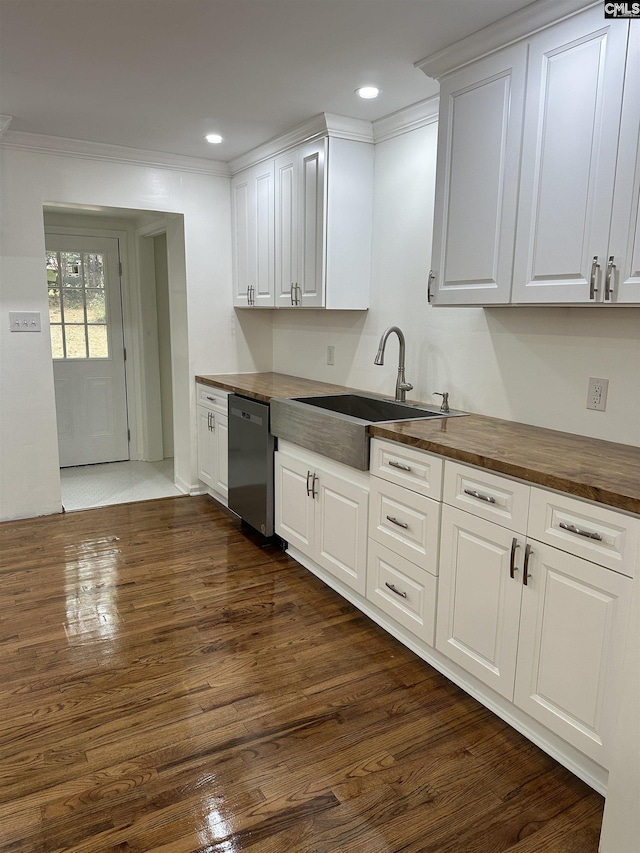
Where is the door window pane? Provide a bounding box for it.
[85,289,106,324]
[50,324,64,358]
[65,325,87,358]
[87,325,108,358]
[46,250,111,360]
[48,288,62,322]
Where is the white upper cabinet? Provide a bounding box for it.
[231,160,275,307]
[231,115,374,310]
[512,7,631,304]
[430,44,527,305]
[426,5,638,307]
[275,139,325,308]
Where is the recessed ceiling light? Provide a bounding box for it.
[205,133,223,144]
[356,86,380,100]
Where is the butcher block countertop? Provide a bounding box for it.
[196,372,640,515]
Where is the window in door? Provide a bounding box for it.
[46,250,109,359]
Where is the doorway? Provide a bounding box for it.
[44,207,186,510]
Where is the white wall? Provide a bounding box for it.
[0,147,272,521]
[272,123,640,448]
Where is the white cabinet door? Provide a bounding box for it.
[275,445,369,594]
[197,406,216,487]
[296,138,326,307]
[436,505,523,700]
[214,414,228,499]
[512,9,629,304]
[231,171,251,307]
[608,22,640,304]
[275,451,315,557]
[232,162,275,307]
[430,43,527,305]
[275,149,300,308]
[514,541,632,765]
[315,466,368,595]
[275,139,326,308]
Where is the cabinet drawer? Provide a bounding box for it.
[443,461,530,532]
[369,478,440,572]
[528,488,639,577]
[370,438,443,499]
[366,540,437,646]
[197,384,229,415]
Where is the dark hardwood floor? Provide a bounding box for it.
[0,495,603,852]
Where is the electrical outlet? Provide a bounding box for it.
[587,377,609,411]
[327,345,335,366]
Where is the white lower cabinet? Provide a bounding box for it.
[437,462,634,769]
[273,432,637,782]
[275,443,369,595]
[196,384,228,500]
[514,540,631,765]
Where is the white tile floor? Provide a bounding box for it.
[60,459,183,511]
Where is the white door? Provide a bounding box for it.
[274,149,299,307]
[297,138,325,307]
[46,235,129,467]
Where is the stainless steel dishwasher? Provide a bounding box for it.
[227,394,275,536]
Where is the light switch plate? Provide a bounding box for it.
[9,311,41,332]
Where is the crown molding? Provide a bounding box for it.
[416,0,599,80]
[0,130,231,177]
[373,96,439,144]
[229,112,374,175]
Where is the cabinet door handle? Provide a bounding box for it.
[295,283,302,305]
[385,582,407,599]
[311,472,318,499]
[509,537,520,579]
[306,471,313,497]
[523,543,533,586]
[386,515,409,530]
[559,521,603,542]
[604,256,615,302]
[589,255,600,300]
[291,284,295,306]
[388,460,412,472]
[427,270,435,303]
[464,488,496,504]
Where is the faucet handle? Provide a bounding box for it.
[398,382,413,392]
[433,391,449,413]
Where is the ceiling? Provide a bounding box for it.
[0,0,535,163]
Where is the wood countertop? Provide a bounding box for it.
[196,372,640,516]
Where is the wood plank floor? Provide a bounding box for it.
[0,495,604,852]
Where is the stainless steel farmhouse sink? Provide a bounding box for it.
[270,392,465,470]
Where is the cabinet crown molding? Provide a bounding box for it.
[229,112,374,175]
[416,0,599,80]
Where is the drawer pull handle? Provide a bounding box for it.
[559,521,603,542]
[386,515,409,530]
[206,396,216,402]
[509,537,519,579]
[464,488,496,504]
[385,582,407,599]
[388,460,412,472]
